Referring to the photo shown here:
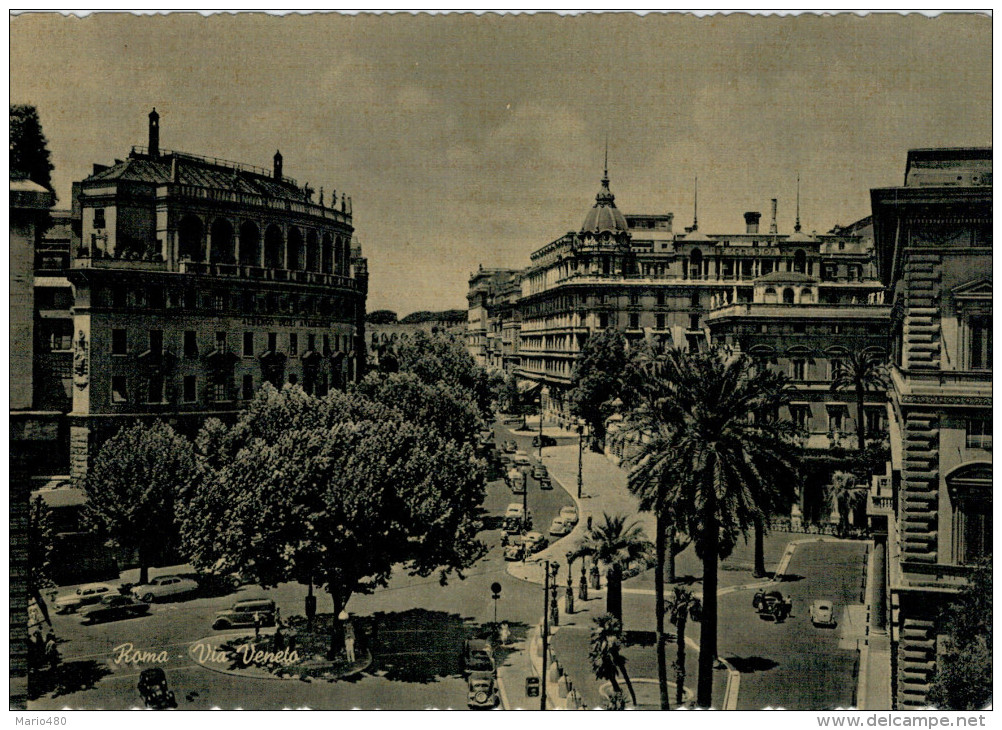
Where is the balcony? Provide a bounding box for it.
[157,183,351,226]
[178,261,356,289]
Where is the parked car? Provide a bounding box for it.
[498,453,512,468]
[501,440,518,454]
[80,594,151,624]
[212,598,277,630]
[461,638,495,673]
[132,575,199,603]
[752,590,792,622]
[531,464,548,480]
[503,540,525,562]
[467,670,501,709]
[523,531,548,554]
[507,468,527,495]
[55,583,115,614]
[532,434,557,448]
[548,517,572,537]
[559,506,579,525]
[505,503,525,520]
[809,599,836,628]
[512,451,531,467]
[538,475,553,490]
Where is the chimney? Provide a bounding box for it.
[148,108,160,158]
[273,150,283,181]
[769,198,778,234]
[744,211,761,234]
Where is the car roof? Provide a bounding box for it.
[507,503,522,510]
[526,531,544,539]
[468,670,494,681]
[81,583,113,590]
[466,638,491,650]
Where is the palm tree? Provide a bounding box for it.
[573,513,652,623]
[639,346,802,708]
[830,345,889,452]
[825,470,869,536]
[589,613,637,707]
[622,346,692,710]
[665,586,702,707]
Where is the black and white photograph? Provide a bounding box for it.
[9,10,992,715]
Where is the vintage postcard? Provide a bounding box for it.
[9,10,992,718]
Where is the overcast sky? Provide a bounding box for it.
[11,12,992,315]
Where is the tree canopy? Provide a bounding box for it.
[10,105,54,192]
[568,330,642,439]
[366,310,398,324]
[392,330,493,417]
[85,421,197,584]
[180,385,487,654]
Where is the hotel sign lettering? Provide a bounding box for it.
[241,316,335,328]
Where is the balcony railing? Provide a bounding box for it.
[178,260,355,289]
[158,183,351,225]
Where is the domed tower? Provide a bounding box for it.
[575,148,633,276]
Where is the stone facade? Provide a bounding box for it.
[870,147,992,708]
[59,111,368,484]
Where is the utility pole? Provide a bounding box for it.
[541,559,549,711]
[577,423,584,499]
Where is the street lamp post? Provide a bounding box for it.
[540,559,550,711]
[576,421,585,499]
[537,395,544,460]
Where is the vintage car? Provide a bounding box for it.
[132,575,199,604]
[809,599,836,628]
[531,434,557,448]
[538,475,553,490]
[559,506,579,525]
[467,670,501,709]
[503,540,525,562]
[512,451,531,467]
[213,598,277,630]
[461,638,495,673]
[752,590,792,622]
[548,516,572,537]
[80,594,151,624]
[523,531,549,554]
[55,583,116,614]
[501,440,518,454]
[531,464,548,480]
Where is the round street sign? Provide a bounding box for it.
[490,582,502,598]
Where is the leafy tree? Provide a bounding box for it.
[824,471,868,536]
[572,513,651,623]
[639,347,802,708]
[10,105,54,191]
[354,371,484,447]
[665,586,701,707]
[28,496,55,626]
[830,344,888,453]
[589,613,636,707]
[365,309,398,324]
[181,385,487,657]
[394,330,493,417]
[85,421,197,585]
[569,329,631,441]
[928,558,992,710]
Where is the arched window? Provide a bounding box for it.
[783,288,795,304]
[799,288,813,303]
[177,215,204,262]
[264,224,285,269]
[306,230,320,272]
[764,287,778,304]
[793,249,807,274]
[209,218,235,265]
[946,463,992,564]
[287,227,304,270]
[322,233,334,274]
[238,221,261,267]
[689,249,703,280]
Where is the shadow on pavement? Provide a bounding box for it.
[624,630,656,648]
[29,660,113,699]
[726,656,780,673]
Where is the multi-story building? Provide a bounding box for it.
[65,110,367,483]
[466,266,519,369]
[869,147,992,709]
[512,166,882,426]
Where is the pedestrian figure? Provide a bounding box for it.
[275,607,282,628]
[344,623,356,664]
[253,612,262,638]
[499,621,511,646]
[44,634,59,674]
[273,627,285,651]
[586,515,593,532]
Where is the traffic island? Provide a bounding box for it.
[188,629,371,682]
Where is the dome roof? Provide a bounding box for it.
[581,173,629,235]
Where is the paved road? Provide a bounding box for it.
[30,421,572,710]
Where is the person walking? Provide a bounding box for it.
[253,612,262,638]
[344,622,356,664]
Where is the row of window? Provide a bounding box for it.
[99,284,356,319]
[110,329,352,358]
[109,371,339,406]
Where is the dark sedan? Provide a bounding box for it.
[81,594,151,624]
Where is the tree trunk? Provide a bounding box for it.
[617,655,637,706]
[328,585,348,660]
[667,524,677,584]
[138,545,149,586]
[753,516,766,578]
[696,514,718,709]
[676,614,687,706]
[606,564,623,623]
[856,381,866,453]
[655,513,670,710]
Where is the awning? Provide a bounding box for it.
[517,379,542,394]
